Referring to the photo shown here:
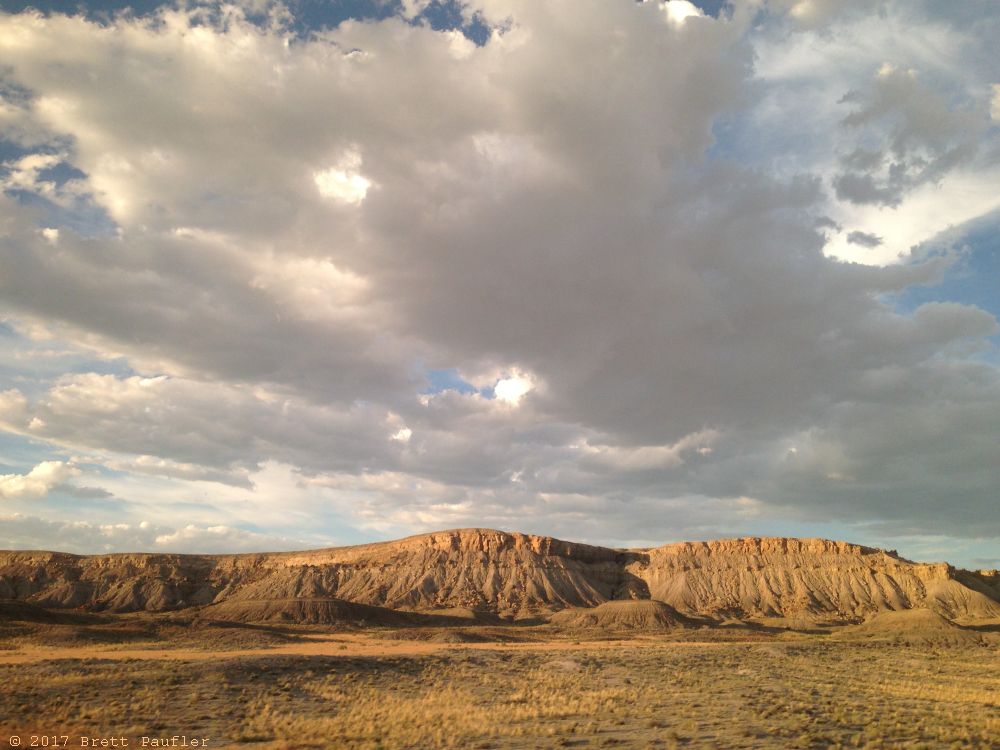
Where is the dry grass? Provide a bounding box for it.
[0,617,307,651]
[1,622,999,749]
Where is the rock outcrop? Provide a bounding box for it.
[838,608,987,646]
[548,599,696,630]
[2,529,998,623]
[629,537,1000,620]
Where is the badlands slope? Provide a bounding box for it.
[1,529,999,624]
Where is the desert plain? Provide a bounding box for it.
[2,529,999,749]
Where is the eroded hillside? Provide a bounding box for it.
[1,529,998,622]
[630,537,1000,620]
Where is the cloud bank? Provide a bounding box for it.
[1,0,999,562]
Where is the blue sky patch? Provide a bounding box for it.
[894,211,1000,323]
[423,367,477,395]
[3,0,492,43]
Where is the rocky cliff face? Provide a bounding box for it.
[2,529,998,622]
[630,537,1000,620]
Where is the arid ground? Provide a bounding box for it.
[2,615,999,750]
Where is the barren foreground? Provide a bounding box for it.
[2,620,999,749]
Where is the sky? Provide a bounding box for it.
[0,0,999,568]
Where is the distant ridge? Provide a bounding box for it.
[2,529,999,623]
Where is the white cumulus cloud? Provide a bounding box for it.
[0,461,80,500]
